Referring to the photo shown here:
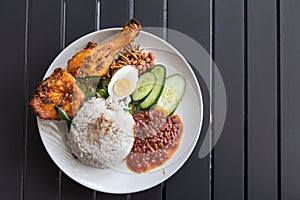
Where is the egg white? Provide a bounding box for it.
[108,65,139,100]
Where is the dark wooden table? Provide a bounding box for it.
[1,0,300,199]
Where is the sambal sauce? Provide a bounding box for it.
[126,110,183,173]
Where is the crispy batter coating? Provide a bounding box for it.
[67,18,142,77]
[67,42,98,77]
[29,19,142,120]
[29,68,85,120]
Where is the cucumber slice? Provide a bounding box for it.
[139,65,166,109]
[132,72,156,101]
[156,74,186,115]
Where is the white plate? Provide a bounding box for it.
[37,28,203,194]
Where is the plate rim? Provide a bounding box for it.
[37,27,204,194]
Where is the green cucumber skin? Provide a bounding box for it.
[156,74,186,116]
[139,65,166,109]
[132,72,156,101]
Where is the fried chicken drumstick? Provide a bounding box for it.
[67,18,142,77]
[29,19,142,120]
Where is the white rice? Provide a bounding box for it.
[67,96,135,168]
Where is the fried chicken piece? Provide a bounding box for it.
[67,18,142,77]
[29,68,85,120]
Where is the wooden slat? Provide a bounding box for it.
[165,66,211,200]
[96,0,130,199]
[213,0,244,199]
[166,0,211,199]
[280,0,300,199]
[25,0,61,199]
[134,0,162,27]
[131,1,163,199]
[134,0,163,38]
[131,185,162,200]
[97,194,127,200]
[59,2,96,199]
[100,0,130,29]
[247,0,278,199]
[0,0,26,199]
[61,173,93,200]
[65,0,96,46]
[168,0,210,51]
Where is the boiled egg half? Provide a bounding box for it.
[108,65,139,100]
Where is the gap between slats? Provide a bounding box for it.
[243,0,248,199]
[93,0,101,199]
[276,0,281,199]
[126,0,134,200]
[210,0,215,200]
[95,0,100,31]
[22,0,31,199]
[162,0,167,199]
[163,0,167,41]
[57,0,66,199]
[127,0,134,199]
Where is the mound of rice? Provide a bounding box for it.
[67,96,135,168]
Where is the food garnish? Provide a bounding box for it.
[155,74,186,116]
[131,71,156,102]
[139,65,166,109]
[96,87,109,99]
[54,105,71,130]
[75,76,101,98]
[111,43,156,76]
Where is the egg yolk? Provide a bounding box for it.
[113,78,133,97]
